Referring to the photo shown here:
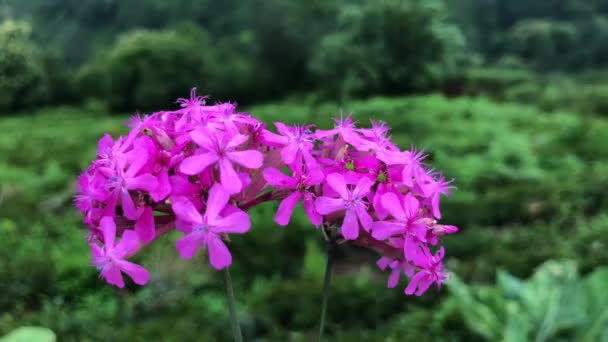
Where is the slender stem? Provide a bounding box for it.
[224,267,243,342]
[318,237,335,341]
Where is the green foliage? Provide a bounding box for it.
[0,20,49,113]
[0,327,55,342]
[77,25,214,112]
[445,260,608,341]
[309,0,468,98]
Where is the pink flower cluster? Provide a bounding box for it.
[75,89,458,296]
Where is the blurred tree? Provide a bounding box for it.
[0,20,49,113]
[76,24,214,112]
[309,0,468,98]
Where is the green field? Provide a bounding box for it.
[2,94,607,341]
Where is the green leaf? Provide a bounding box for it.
[0,327,56,342]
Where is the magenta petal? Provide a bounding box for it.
[100,216,116,249]
[371,221,404,240]
[119,260,150,286]
[180,153,218,175]
[135,207,155,243]
[125,149,149,177]
[377,257,392,271]
[381,192,406,220]
[172,196,203,225]
[405,271,427,296]
[356,206,373,231]
[415,275,434,296]
[114,230,140,258]
[325,173,349,199]
[431,194,442,219]
[263,168,297,188]
[206,184,230,222]
[353,176,374,197]
[219,158,242,194]
[150,171,171,202]
[262,129,289,146]
[101,265,124,288]
[190,129,215,150]
[212,211,251,234]
[121,189,137,220]
[275,191,301,226]
[303,194,322,227]
[127,173,158,193]
[207,236,232,270]
[403,193,420,219]
[341,208,359,240]
[226,133,249,149]
[314,196,345,215]
[281,143,299,165]
[228,150,264,169]
[387,267,401,288]
[176,232,204,260]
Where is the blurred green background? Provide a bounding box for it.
[1,0,608,341]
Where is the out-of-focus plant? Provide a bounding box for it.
[444,260,608,341]
[0,20,49,113]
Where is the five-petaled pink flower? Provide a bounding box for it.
[263,166,324,226]
[315,173,374,240]
[372,192,428,261]
[180,129,263,194]
[174,184,251,269]
[90,217,150,288]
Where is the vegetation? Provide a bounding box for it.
[1,0,608,340]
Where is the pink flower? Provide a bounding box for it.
[372,192,428,261]
[105,151,158,220]
[179,129,263,194]
[315,173,374,240]
[377,255,414,288]
[417,172,455,219]
[90,217,150,288]
[262,123,317,168]
[405,246,447,296]
[174,184,251,269]
[263,166,324,226]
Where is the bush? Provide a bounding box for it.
[0,20,49,113]
[77,24,214,112]
[309,0,468,98]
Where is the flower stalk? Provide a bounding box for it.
[224,267,243,342]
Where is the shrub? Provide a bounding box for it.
[0,20,49,113]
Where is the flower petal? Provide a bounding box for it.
[356,205,373,231]
[263,168,297,189]
[326,173,349,199]
[206,184,230,222]
[314,196,345,215]
[341,208,359,240]
[228,150,264,169]
[121,189,137,220]
[114,230,140,258]
[212,211,251,234]
[190,129,215,150]
[126,173,157,193]
[274,191,301,226]
[171,196,203,225]
[180,153,219,175]
[219,158,242,194]
[101,265,124,288]
[176,232,205,260]
[135,206,155,243]
[353,176,374,197]
[207,236,232,270]
[100,216,116,249]
[371,221,405,240]
[303,193,322,227]
[381,192,406,220]
[119,260,150,286]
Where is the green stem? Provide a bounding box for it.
[224,267,243,342]
[317,238,335,341]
